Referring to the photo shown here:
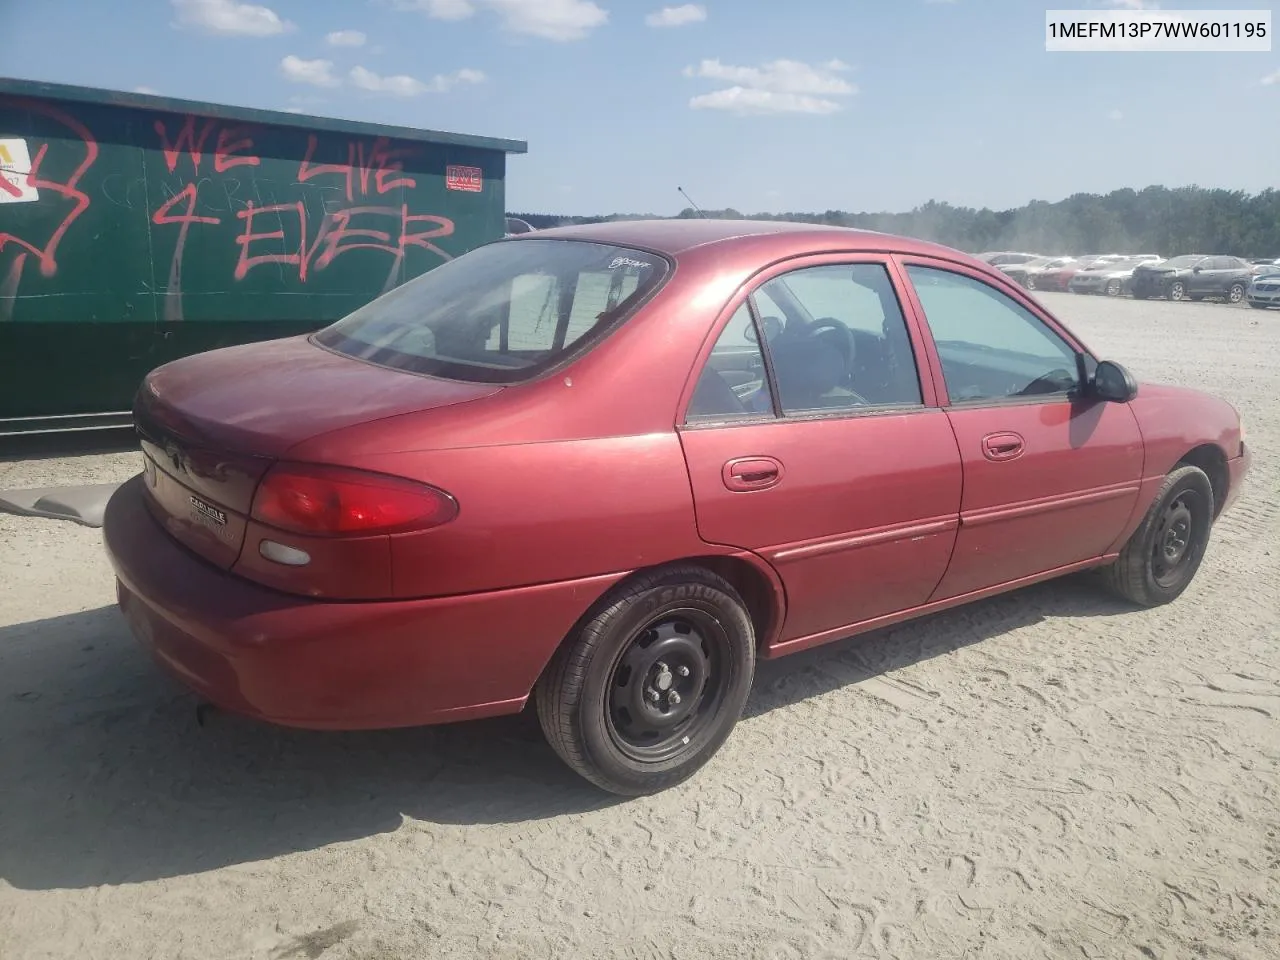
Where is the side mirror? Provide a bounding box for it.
[1092,359,1138,403]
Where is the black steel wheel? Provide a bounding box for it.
[1150,492,1197,590]
[606,611,730,762]
[1100,464,1214,607]
[536,565,756,795]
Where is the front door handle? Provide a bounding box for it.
[722,456,784,491]
[982,432,1025,461]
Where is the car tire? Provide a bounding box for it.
[1227,282,1246,304]
[1105,279,1122,296]
[1100,464,1215,608]
[1026,275,1038,290]
[535,565,756,796]
[1168,280,1186,301]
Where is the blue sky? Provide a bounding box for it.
[2,0,1277,215]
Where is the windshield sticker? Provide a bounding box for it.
[609,256,648,270]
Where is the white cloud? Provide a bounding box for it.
[326,29,367,47]
[684,58,856,115]
[280,55,341,88]
[349,65,486,96]
[394,0,476,19]
[684,58,854,96]
[646,4,706,27]
[1108,108,1124,120]
[1263,69,1280,86]
[171,0,292,36]
[486,0,607,40]
[395,0,607,40]
[133,85,160,95]
[690,88,845,115]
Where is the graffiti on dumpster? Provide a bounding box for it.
[151,121,457,320]
[0,106,461,322]
[0,101,99,320]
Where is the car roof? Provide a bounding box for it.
[510,217,972,262]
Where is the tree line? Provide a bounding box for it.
[510,185,1280,258]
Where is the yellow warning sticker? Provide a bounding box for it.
[0,138,39,203]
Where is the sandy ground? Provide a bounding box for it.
[1,294,1277,960]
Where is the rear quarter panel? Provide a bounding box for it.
[356,433,709,599]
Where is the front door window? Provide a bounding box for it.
[904,265,1083,404]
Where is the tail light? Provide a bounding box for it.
[250,462,458,537]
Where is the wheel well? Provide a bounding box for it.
[528,556,783,704]
[557,556,780,656]
[688,555,781,648]
[1177,444,1229,518]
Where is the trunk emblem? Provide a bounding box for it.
[188,495,227,528]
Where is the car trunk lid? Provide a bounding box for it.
[133,335,501,569]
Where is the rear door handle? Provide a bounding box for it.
[982,432,1025,461]
[722,456,784,491]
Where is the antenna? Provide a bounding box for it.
[677,186,707,219]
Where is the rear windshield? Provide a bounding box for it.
[313,239,669,383]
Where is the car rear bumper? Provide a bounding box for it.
[103,476,625,730]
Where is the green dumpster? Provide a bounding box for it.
[0,78,527,436]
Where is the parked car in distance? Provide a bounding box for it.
[1001,255,1075,289]
[1249,258,1280,276]
[977,251,1041,266]
[102,220,1251,796]
[1035,255,1111,292]
[1130,255,1254,303]
[504,216,536,237]
[1069,255,1164,296]
[1247,266,1280,309]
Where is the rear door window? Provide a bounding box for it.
[686,305,774,422]
[754,263,922,414]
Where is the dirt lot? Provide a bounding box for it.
[1,294,1277,960]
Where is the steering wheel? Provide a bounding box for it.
[808,317,869,404]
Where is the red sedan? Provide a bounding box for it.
[103,220,1251,795]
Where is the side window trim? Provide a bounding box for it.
[744,292,784,419]
[893,254,1095,409]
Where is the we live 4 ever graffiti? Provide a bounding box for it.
[0,100,488,321]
